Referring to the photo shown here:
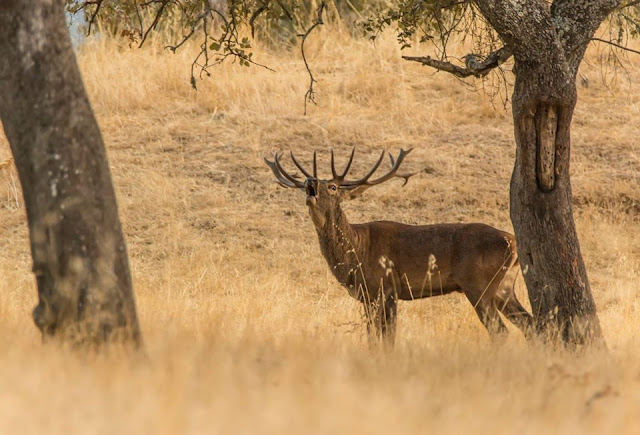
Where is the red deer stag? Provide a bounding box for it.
[265,149,533,345]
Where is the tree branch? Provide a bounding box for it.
[74,1,103,35]
[618,0,640,9]
[86,0,102,35]
[139,0,170,48]
[591,36,640,55]
[165,10,208,53]
[299,1,326,115]
[476,0,561,64]
[275,0,294,22]
[402,45,512,78]
[551,0,621,72]
[249,1,271,38]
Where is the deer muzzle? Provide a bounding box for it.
[305,179,317,206]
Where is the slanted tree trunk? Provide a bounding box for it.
[477,0,620,345]
[0,0,141,345]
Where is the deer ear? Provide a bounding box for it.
[343,185,372,200]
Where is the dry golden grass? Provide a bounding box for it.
[0,24,639,434]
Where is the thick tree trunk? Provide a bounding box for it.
[509,65,602,344]
[476,0,620,345]
[0,0,141,344]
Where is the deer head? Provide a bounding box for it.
[264,148,415,229]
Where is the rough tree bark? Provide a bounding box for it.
[476,0,620,345]
[0,0,141,345]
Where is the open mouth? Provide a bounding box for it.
[305,179,317,197]
[305,184,316,197]
[305,180,317,207]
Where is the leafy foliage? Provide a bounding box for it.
[607,1,640,40]
[66,1,384,91]
[65,0,640,95]
[361,1,500,57]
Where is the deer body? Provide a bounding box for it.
[266,149,533,344]
[323,219,515,301]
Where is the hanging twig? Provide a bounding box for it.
[139,0,170,48]
[299,1,326,115]
[75,0,103,35]
[250,1,271,38]
[166,11,208,53]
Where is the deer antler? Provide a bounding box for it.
[263,153,306,189]
[291,150,317,179]
[265,148,415,189]
[341,148,416,189]
[331,147,355,181]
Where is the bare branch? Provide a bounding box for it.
[275,0,294,22]
[165,11,207,53]
[139,0,170,48]
[402,45,512,78]
[250,1,271,38]
[134,1,145,40]
[86,0,102,35]
[73,1,103,36]
[618,0,640,8]
[591,36,640,56]
[299,1,326,115]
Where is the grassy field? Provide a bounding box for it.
[0,21,639,434]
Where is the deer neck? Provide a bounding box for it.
[314,205,362,287]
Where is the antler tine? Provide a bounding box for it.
[384,151,414,186]
[275,153,305,187]
[369,148,415,185]
[265,153,306,189]
[340,147,356,180]
[331,147,356,181]
[290,151,313,179]
[341,149,386,186]
[264,155,297,188]
[313,150,317,179]
[330,149,338,179]
[342,148,415,189]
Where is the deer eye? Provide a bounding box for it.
[329,185,338,191]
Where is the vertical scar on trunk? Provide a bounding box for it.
[535,104,558,192]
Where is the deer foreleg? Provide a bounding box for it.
[363,299,382,344]
[381,295,397,348]
[362,287,398,348]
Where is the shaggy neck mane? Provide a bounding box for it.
[314,204,362,288]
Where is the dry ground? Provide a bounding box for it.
[0,23,639,434]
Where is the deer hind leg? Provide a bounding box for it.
[461,279,508,339]
[472,297,509,339]
[494,286,534,338]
